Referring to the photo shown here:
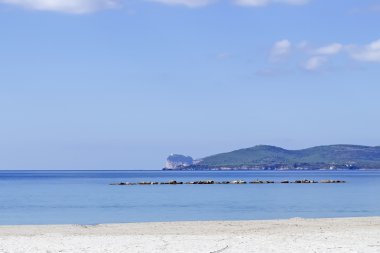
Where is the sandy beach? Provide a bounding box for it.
[0,217,379,253]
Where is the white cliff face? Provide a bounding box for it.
[165,154,193,169]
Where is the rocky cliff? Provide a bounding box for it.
[165,154,194,169]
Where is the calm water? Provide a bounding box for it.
[0,170,379,225]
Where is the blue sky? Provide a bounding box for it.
[0,0,380,170]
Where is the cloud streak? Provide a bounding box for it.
[303,56,327,71]
[266,38,380,72]
[0,0,311,12]
[0,0,118,14]
[149,0,310,7]
[314,43,343,55]
[348,39,380,62]
[148,0,215,7]
[234,0,309,7]
[270,39,291,62]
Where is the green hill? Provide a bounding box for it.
[171,145,380,170]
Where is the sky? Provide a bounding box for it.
[0,0,380,170]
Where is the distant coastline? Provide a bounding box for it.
[163,144,380,171]
[163,167,380,171]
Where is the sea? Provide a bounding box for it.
[0,170,379,225]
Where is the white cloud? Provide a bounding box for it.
[264,38,380,74]
[270,39,291,62]
[348,39,380,62]
[151,0,310,7]
[149,0,215,7]
[314,43,343,55]
[0,0,311,11]
[303,56,327,71]
[0,0,118,14]
[235,0,268,6]
[235,0,309,7]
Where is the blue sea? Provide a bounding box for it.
[0,170,380,225]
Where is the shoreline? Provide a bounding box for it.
[1,217,380,252]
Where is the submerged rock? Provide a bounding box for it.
[110,182,137,186]
[293,180,318,184]
[320,180,346,183]
[250,180,274,184]
[188,180,215,184]
[230,180,247,184]
[110,179,346,186]
[138,182,152,185]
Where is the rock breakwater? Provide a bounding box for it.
[110,179,346,186]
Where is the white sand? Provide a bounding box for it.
[0,217,380,253]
